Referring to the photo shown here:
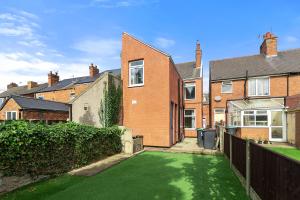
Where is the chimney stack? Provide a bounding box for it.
[195,40,202,68]
[48,71,59,87]
[7,82,18,90]
[27,81,38,89]
[89,63,99,78]
[260,32,278,57]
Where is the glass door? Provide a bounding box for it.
[269,110,286,142]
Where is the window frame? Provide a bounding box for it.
[248,77,270,97]
[241,110,269,128]
[6,111,18,120]
[128,60,144,87]
[221,81,233,93]
[184,82,196,100]
[184,109,196,129]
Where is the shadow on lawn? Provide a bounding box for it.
[46,152,186,200]
[183,155,249,200]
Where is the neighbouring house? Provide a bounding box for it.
[35,64,120,103]
[210,32,300,142]
[0,95,69,123]
[286,94,300,147]
[175,41,203,137]
[202,93,210,128]
[121,32,184,147]
[0,81,48,106]
[71,72,121,127]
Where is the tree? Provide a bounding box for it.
[99,75,122,127]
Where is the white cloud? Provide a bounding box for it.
[154,37,175,49]
[91,0,158,8]
[73,38,121,57]
[285,36,299,43]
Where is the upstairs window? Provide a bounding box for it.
[6,111,17,120]
[248,77,269,96]
[129,60,144,87]
[185,83,195,100]
[221,81,232,93]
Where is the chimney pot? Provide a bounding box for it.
[260,32,278,57]
[48,71,59,87]
[195,40,202,68]
[7,82,18,90]
[89,63,99,78]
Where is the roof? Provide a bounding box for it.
[70,72,120,104]
[175,61,201,80]
[38,69,120,93]
[210,48,300,81]
[228,98,285,111]
[1,95,70,112]
[0,83,48,98]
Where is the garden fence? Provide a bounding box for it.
[221,129,300,200]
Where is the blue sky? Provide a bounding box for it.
[0,0,300,92]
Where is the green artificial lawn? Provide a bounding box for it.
[268,147,300,161]
[1,152,249,200]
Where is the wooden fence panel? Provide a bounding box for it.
[231,135,246,178]
[250,143,300,200]
[224,132,230,159]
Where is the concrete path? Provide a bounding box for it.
[145,138,221,155]
[69,153,133,176]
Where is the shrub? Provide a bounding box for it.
[0,121,122,176]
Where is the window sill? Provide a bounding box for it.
[128,84,144,88]
[221,92,233,94]
[185,128,196,130]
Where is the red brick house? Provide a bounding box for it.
[175,41,203,137]
[210,32,300,142]
[122,33,205,147]
[0,95,69,122]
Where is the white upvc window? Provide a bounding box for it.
[36,94,44,100]
[248,77,270,96]
[185,83,196,100]
[184,109,196,129]
[129,60,144,87]
[242,110,268,127]
[6,111,17,120]
[221,81,233,93]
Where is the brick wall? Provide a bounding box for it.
[202,104,210,128]
[184,78,203,137]
[22,110,69,121]
[0,99,20,120]
[36,84,89,103]
[122,33,181,147]
[236,127,269,141]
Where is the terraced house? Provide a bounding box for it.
[122,33,204,147]
[210,32,300,142]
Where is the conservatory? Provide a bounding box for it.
[227,98,287,142]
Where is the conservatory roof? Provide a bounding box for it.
[228,98,285,111]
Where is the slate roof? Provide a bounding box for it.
[0,83,48,98]
[35,69,120,93]
[1,95,70,112]
[175,61,201,80]
[210,48,300,82]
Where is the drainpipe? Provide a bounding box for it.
[244,70,248,99]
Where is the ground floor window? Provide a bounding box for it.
[184,109,195,129]
[242,110,268,127]
[6,111,17,120]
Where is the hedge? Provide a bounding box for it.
[0,121,122,176]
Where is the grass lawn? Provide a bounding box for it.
[268,147,300,161]
[1,152,248,200]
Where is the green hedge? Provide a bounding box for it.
[0,121,122,176]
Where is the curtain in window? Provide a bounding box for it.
[257,78,269,95]
[248,79,256,96]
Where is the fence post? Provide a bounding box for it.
[220,126,225,153]
[246,140,250,196]
[229,134,232,168]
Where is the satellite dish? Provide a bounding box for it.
[214,96,222,102]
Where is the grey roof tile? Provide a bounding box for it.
[0,83,48,98]
[6,95,70,112]
[175,61,201,80]
[210,48,300,81]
